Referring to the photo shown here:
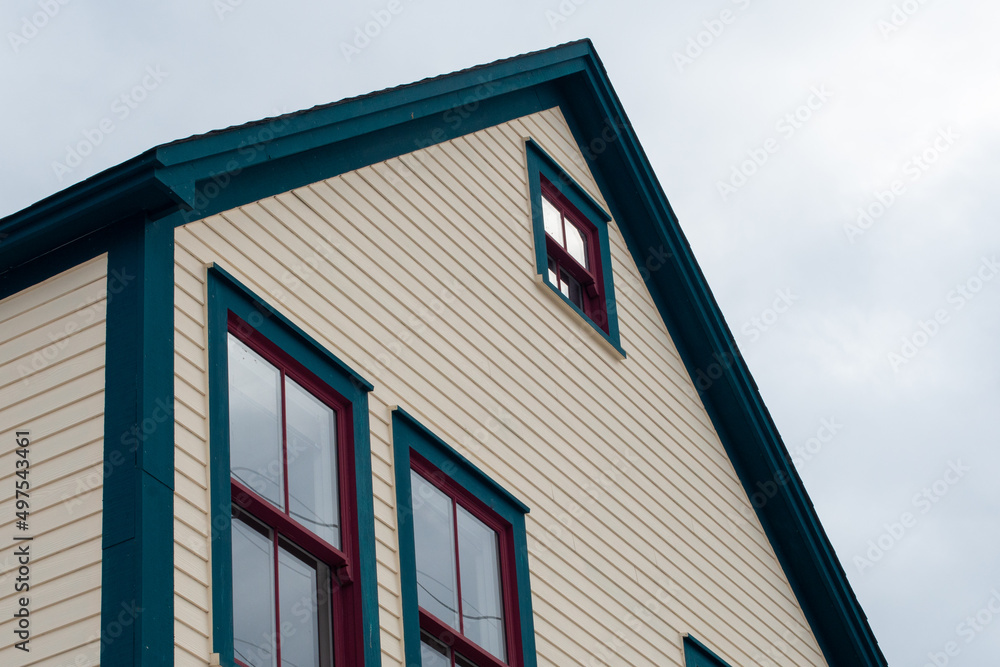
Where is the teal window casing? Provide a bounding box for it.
[524,138,624,356]
[206,265,380,666]
[392,408,537,667]
[683,635,734,667]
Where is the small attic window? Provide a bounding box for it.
[525,139,624,356]
[541,179,599,314]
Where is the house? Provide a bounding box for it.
[0,40,886,667]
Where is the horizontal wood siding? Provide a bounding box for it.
[175,107,827,666]
[0,256,106,666]
[172,249,213,667]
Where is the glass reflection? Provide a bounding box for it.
[542,195,562,242]
[420,632,451,667]
[228,335,284,509]
[232,512,276,667]
[457,506,506,661]
[411,470,459,628]
[278,541,328,667]
[285,378,339,547]
[565,222,588,268]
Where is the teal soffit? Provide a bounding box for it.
[0,39,885,667]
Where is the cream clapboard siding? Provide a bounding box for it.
[0,256,107,666]
[173,249,213,666]
[173,107,828,667]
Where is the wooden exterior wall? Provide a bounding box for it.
[0,256,107,665]
[173,107,828,666]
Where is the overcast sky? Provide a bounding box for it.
[4,1,999,664]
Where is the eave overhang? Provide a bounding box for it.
[0,39,885,667]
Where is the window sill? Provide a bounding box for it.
[535,272,626,360]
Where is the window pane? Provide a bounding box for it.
[565,220,588,268]
[541,195,563,245]
[228,335,284,509]
[278,541,330,667]
[560,269,584,310]
[232,512,277,667]
[285,378,340,547]
[457,506,506,662]
[420,632,451,667]
[547,256,559,288]
[411,470,459,629]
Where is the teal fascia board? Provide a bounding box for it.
[547,47,886,667]
[0,38,884,667]
[0,154,188,273]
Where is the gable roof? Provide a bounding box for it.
[0,39,886,666]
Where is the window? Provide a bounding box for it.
[525,138,623,355]
[541,179,599,315]
[207,266,381,667]
[227,330,347,667]
[683,635,734,667]
[393,409,537,667]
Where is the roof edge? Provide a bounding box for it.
[0,38,886,667]
[0,151,186,273]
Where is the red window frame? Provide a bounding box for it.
[228,312,363,667]
[540,177,607,329]
[411,452,525,667]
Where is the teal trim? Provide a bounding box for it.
[208,264,373,391]
[526,138,611,223]
[683,635,733,667]
[206,266,381,666]
[0,225,109,300]
[1,39,885,667]
[101,214,174,666]
[524,138,625,356]
[544,48,885,667]
[394,408,529,513]
[0,153,186,273]
[391,408,536,667]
